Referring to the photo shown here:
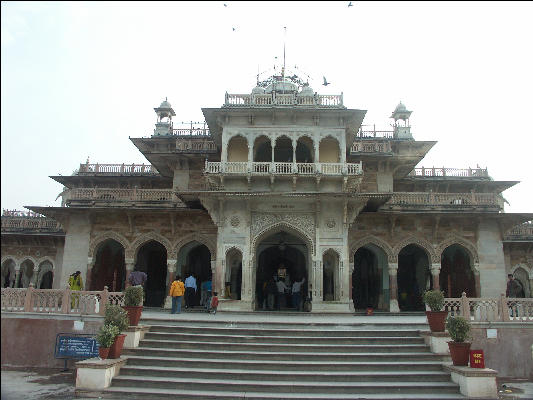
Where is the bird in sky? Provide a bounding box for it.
[232,27,236,31]
[224,3,227,6]
[348,1,353,7]
[323,76,331,86]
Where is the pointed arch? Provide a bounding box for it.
[350,235,394,262]
[174,232,216,260]
[225,245,244,257]
[511,263,532,280]
[89,231,130,258]
[128,231,173,260]
[437,235,479,264]
[393,236,437,263]
[251,221,314,258]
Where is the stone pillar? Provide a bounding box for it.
[314,143,319,164]
[85,258,95,291]
[166,259,177,293]
[124,259,134,289]
[13,268,21,288]
[473,263,481,297]
[349,262,354,308]
[32,267,39,287]
[389,263,399,312]
[431,263,441,291]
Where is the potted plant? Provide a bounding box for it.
[122,285,144,326]
[96,323,119,360]
[104,304,130,359]
[423,289,448,332]
[446,315,472,366]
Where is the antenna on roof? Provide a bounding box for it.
[282,26,287,78]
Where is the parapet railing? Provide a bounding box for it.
[64,188,179,204]
[504,222,533,239]
[1,285,124,316]
[408,167,489,178]
[443,292,533,322]
[205,161,363,176]
[77,163,159,175]
[385,192,501,208]
[350,141,393,154]
[176,139,218,152]
[1,216,63,232]
[171,128,211,136]
[356,130,395,139]
[224,93,344,108]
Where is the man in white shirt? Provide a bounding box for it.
[184,273,197,309]
[275,277,289,310]
[292,277,306,311]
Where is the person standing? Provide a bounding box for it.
[275,276,289,311]
[184,273,197,309]
[292,277,306,311]
[129,270,147,288]
[210,292,219,314]
[68,270,83,308]
[169,275,185,314]
[506,274,523,297]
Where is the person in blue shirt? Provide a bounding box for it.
[184,273,197,309]
[202,278,212,310]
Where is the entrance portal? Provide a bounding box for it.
[398,244,431,311]
[255,231,308,311]
[353,247,382,310]
[137,241,167,307]
[177,242,212,307]
[440,244,476,297]
[91,239,125,291]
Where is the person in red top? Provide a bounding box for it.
[210,292,219,314]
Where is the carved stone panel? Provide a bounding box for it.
[251,213,315,243]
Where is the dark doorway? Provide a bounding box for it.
[353,247,381,310]
[398,244,430,311]
[40,271,53,289]
[255,231,307,311]
[440,245,476,297]
[91,240,125,291]
[183,244,211,307]
[137,241,167,307]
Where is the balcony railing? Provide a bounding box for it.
[1,216,63,232]
[176,139,217,153]
[224,93,344,108]
[171,128,210,137]
[1,285,123,315]
[77,163,159,175]
[408,167,489,178]
[65,188,178,205]
[385,192,501,208]
[350,141,392,154]
[444,292,532,322]
[205,161,363,176]
[356,129,395,139]
[504,222,533,240]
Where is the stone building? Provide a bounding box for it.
[2,71,532,312]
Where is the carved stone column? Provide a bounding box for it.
[431,263,441,291]
[473,263,481,297]
[166,259,177,292]
[32,267,39,287]
[124,259,134,289]
[389,263,399,312]
[349,262,354,303]
[13,268,21,288]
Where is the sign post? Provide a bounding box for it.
[54,333,99,371]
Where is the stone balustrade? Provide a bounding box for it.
[443,292,533,322]
[77,163,159,175]
[408,167,489,178]
[1,285,124,315]
[65,188,179,205]
[1,215,63,232]
[356,129,394,139]
[224,92,344,108]
[205,161,363,176]
[504,222,533,239]
[171,127,210,136]
[385,192,501,208]
[175,139,217,153]
[350,141,393,154]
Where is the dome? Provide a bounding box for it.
[159,99,172,108]
[394,102,407,112]
[264,78,298,94]
[251,86,265,95]
[298,85,314,97]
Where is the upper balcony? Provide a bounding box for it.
[1,210,63,233]
[205,161,362,176]
[223,92,344,109]
[381,192,503,212]
[504,222,533,241]
[63,188,185,208]
[77,163,159,176]
[408,167,490,179]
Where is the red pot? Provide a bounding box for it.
[108,334,126,359]
[98,347,110,360]
[448,341,472,366]
[425,311,448,332]
[123,305,143,326]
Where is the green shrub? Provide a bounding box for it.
[104,304,129,333]
[446,315,471,342]
[124,285,144,307]
[423,290,445,312]
[96,324,119,348]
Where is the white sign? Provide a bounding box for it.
[486,328,497,339]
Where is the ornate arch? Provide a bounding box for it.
[173,232,216,260]
[225,245,244,257]
[350,235,394,262]
[1,256,18,268]
[89,231,130,258]
[19,257,37,270]
[437,235,479,264]
[251,221,314,259]
[127,231,173,260]
[36,259,54,288]
[393,235,438,263]
[321,247,341,257]
[36,256,55,269]
[511,263,532,279]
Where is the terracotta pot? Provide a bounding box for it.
[123,305,143,326]
[98,347,110,360]
[448,341,472,366]
[425,311,448,332]
[108,334,126,359]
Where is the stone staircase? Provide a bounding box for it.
[102,315,466,399]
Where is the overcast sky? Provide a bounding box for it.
[1,1,532,214]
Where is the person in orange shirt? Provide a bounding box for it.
[169,276,185,314]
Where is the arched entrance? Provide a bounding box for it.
[18,259,35,288]
[91,239,126,291]
[226,248,242,300]
[137,241,167,307]
[323,250,339,301]
[255,230,308,311]
[398,244,431,311]
[512,266,530,297]
[440,244,476,297]
[352,245,389,310]
[1,259,16,288]
[177,241,212,307]
[37,261,54,289]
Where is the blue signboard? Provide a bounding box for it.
[54,334,99,359]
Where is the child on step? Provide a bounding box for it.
[210,292,219,314]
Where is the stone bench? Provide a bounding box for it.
[75,356,127,390]
[443,364,498,399]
